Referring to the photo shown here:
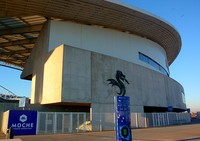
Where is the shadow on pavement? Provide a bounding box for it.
[177,137,200,141]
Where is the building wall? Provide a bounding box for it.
[49,20,169,74]
[42,45,64,104]
[21,21,51,103]
[91,51,186,111]
[1,111,9,134]
[62,45,91,104]
[21,20,186,112]
[58,44,186,111]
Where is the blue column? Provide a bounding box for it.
[114,96,132,141]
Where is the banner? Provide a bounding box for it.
[8,110,37,136]
[19,97,26,108]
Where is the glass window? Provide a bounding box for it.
[149,60,159,70]
[139,53,144,61]
[138,52,169,76]
[182,92,186,104]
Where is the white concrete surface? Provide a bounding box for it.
[21,20,186,116]
[1,111,9,134]
[49,21,169,74]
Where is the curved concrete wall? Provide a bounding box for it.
[57,44,186,112]
[49,21,169,75]
[90,50,186,113]
[22,21,186,112]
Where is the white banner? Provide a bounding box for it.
[19,97,26,108]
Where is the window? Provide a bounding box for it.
[182,92,186,104]
[138,52,169,76]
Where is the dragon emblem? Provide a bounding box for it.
[107,70,129,96]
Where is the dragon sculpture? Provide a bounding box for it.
[107,70,129,96]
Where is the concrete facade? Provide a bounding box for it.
[91,52,185,112]
[20,18,186,130]
[0,0,182,68]
[48,21,169,74]
[21,20,186,109]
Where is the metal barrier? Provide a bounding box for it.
[136,112,191,128]
[36,112,191,134]
[36,112,90,134]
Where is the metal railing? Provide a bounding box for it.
[36,112,191,134]
[36,112,90,134]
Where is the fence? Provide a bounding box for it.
[36,112,191,134]
[37,112,90,134]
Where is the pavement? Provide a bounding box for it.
[10,122,200,141]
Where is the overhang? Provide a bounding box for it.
[0,0,181,69]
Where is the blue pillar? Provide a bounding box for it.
[114,96,132,141]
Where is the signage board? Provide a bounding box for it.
[19,97,27,108]
[8,110,37,136]
[114,96,132,141]
[168,106,173,112]
[186,108,191,113]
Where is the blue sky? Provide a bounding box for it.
[121,0,200,112]
[0,0,200,112]
[0,68,31,97]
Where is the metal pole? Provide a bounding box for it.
[135,113,138,128]
[167,113,169,125]
[36,112,39,134]
[100,112,102,132]
[54,112,56,134]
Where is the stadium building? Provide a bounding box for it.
[0,0,186,119]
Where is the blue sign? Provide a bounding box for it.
[186,108,191,113]
[168,106,173,112]
[115,96,132,141]
[8,110,37,136]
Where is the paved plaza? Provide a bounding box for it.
[11,123,200,141]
